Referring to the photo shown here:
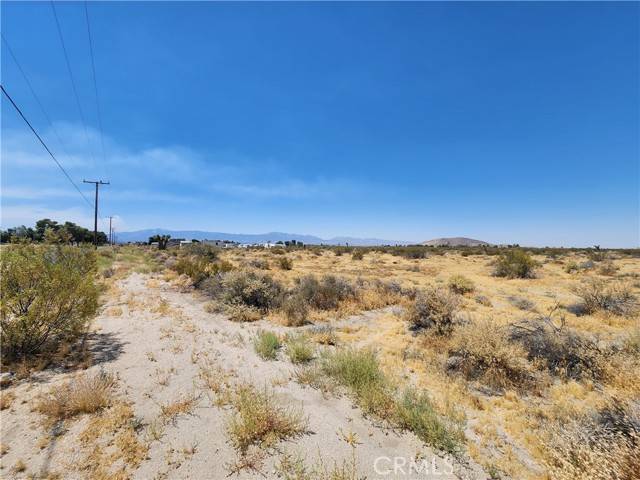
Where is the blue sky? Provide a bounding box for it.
[1,2,638,246]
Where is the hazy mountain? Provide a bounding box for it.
[116,229,408,246]
[421,237,489,247]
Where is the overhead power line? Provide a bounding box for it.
[1,84,94,210]
[83,1,108,177]
[50,0,96,169]
[1,33,79,175]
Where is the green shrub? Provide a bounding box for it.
[394,388,462,454]
[253,330,281,360]
[226,383,307,455]
[1,244,99,361]
[447,275,475,295]
[405,287,460,335]
[278,256,293,270]
[285,334,314,364]
[320,348,395,418]
[493,249,538,279]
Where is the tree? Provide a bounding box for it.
[149,234,171,250]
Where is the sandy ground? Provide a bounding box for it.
[0,271,486,480]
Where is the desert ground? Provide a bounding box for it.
[1,244,638,480]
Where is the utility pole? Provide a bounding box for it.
[108,216,114,246]
[83,179,109,248]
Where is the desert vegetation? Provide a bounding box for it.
[1,241,638,479]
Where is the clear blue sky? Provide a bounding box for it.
[2,2,638,246]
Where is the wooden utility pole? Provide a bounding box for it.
[108,216,114,245]
[83,179,109,248]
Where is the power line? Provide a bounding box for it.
[1,33,80,177]
[50,0,96,170]
[1,84,95,210]
[83,1,108,178]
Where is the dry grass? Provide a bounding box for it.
[37,371,116,421]
[160,393,198,422]
[226,382,308,455]
[447,319,540,392]
[0,390,15,410]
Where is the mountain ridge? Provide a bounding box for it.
[115,229,410,246]
[421,237,489,247]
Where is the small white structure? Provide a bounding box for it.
[179,240,194,247]
[263,242,278,249]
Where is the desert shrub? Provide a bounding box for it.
[293,275,355,311]
[174,257,233,286]
[573,279,637,317]
[221,270,283,312]
[280,294,308,327]
[333,247,351,256]
[351,250,364,261]
[249,258,270,270]
[447,275,475,295]
[309,325,338,345]
[475,295,492,307]
[493,249,537,278]
[508,296,536,311]
[598,261,619,276]
[285,334,314,364]
[278,256,293,270]
[405,287,460,335]
[173,257,209,285]
[447,319,538,391]
[394,388,463,454]
[391,246,427,259]
[37,371,116,420]
[1,244,100,362]
[543,401,639,480]
[226,304,262,323]
[564,260,579,273]
[271,247,286,255]
[185,243,220,261]
[253,330,281,360]
[509,319,607,381]
[226,383,307,455]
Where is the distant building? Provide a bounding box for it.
[202,239,239,248]
[179,240,194,247]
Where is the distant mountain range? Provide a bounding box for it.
[421,237,489,247]
[116,229,410,246]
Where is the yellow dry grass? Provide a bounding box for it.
[222,248,640,479]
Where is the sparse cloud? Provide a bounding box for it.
[1,123,364,229]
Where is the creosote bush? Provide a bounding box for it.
[493,249,538,279]
[1,244,99,362]
[447,275,475,295]
[351,250,364,261]
[405,287,460,335]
